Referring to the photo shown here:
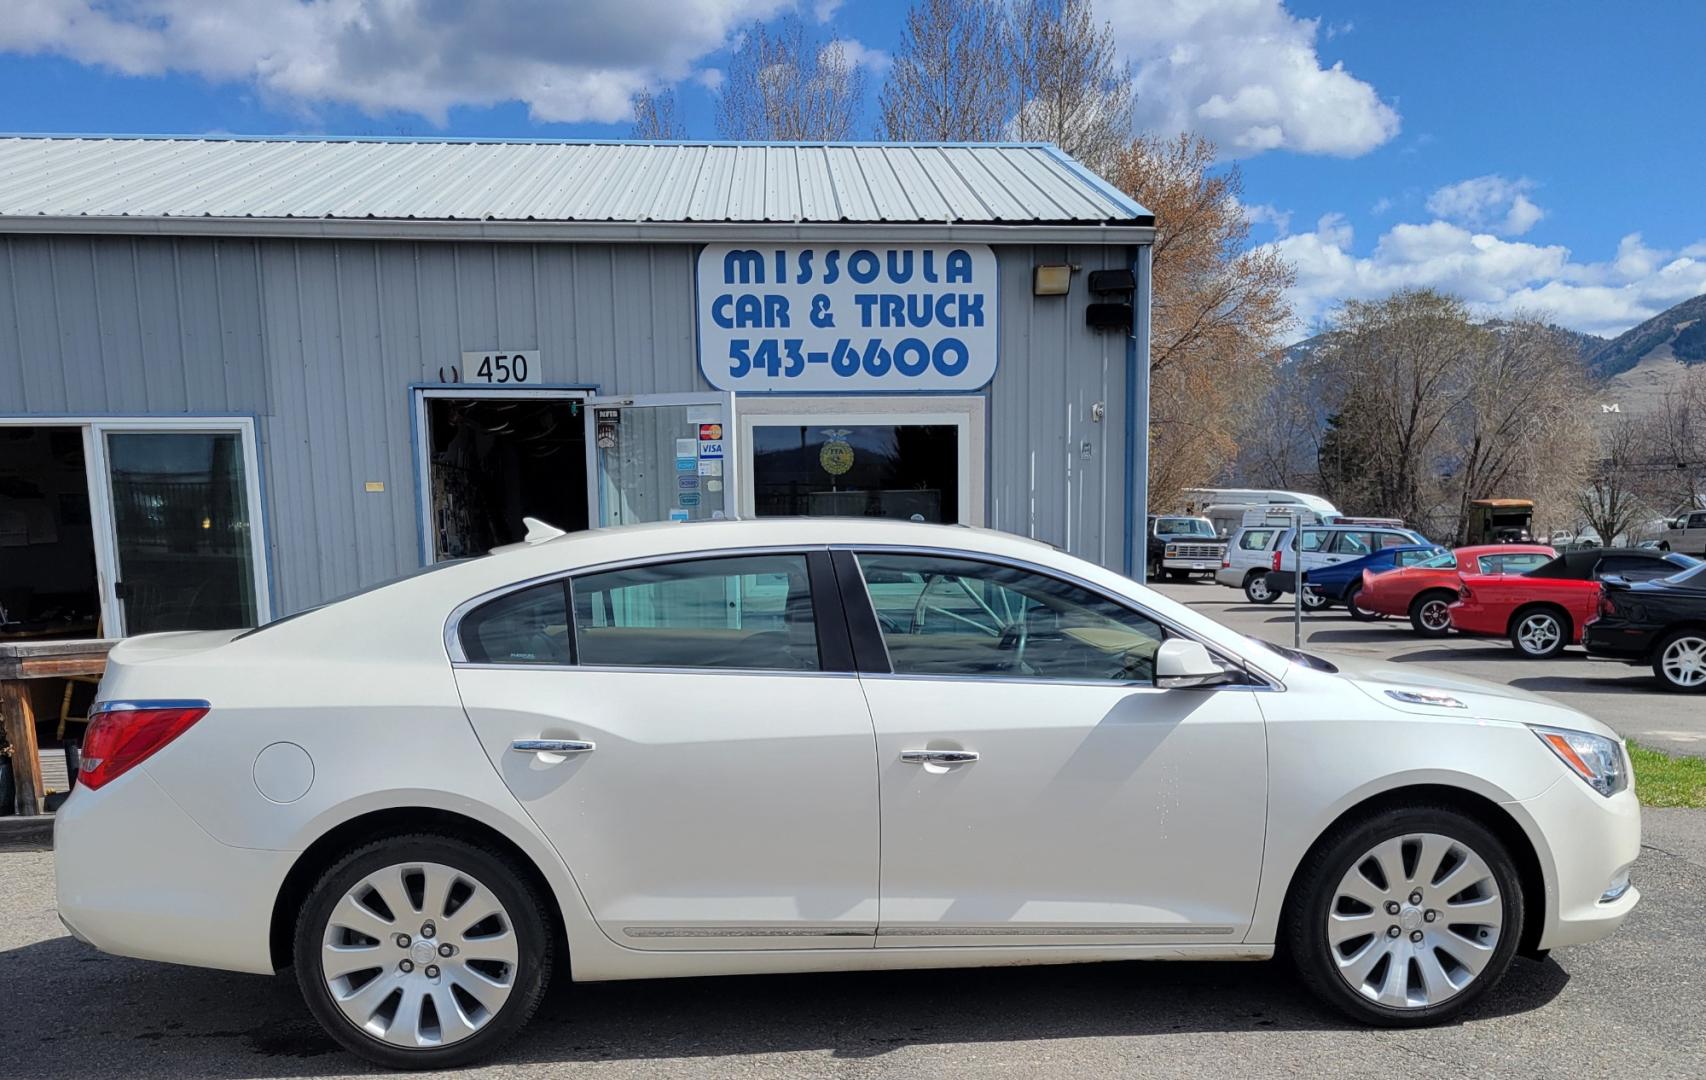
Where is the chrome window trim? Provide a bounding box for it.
[444,545,830,668]
[442,540,1282,688]
[838,543,1283,689]
[453,662,858,680]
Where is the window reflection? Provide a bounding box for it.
[751,424,959,522]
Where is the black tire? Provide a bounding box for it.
[293,834,555,1070]
[1244,572,1279,604]
[1408,591,1455,637]
[1650,627,1706,692]
[1345,583,1374,621]
[1302,589,1333,612]
[1286,804,1525,1027]
[1508,605,1569,659]
[1146,556,1162,581]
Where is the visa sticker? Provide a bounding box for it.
[698,440,724,458]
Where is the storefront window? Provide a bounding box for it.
[750,424,960,523]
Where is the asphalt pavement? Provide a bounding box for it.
[1149,578,1706,757]
[4,582,1705,1078]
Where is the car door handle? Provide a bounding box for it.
[511,739,596,755]
[900,749,979,764]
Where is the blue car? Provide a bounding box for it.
[1270,544,1448,612]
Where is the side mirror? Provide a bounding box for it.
[1155,638,1234,689]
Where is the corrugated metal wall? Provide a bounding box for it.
[0,234,1133,613]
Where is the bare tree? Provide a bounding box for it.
[630,88,686,140]
[1008,0,1133,172]
[880,0,1012,141]
[1577,415,1649,546]
[1445,320,1594,543]
[1643,368,1706,514]
[1107,134,1294,509]
[716,15,867,141]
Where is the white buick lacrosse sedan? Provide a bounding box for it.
[57,518,1638,1069]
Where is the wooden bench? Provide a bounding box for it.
[1,640,116,817]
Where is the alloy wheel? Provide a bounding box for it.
[1418,599,1451,633]
[1515,613,1562,656]
[1247,576,1274,602]
[1327,833,1504,1009]
[1660,635,1706,688]
[320,861,519,1049]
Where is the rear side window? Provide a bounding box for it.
[1331,531,1375,555]
[572,554,819,671]
[1689,512,1706,529]
[459,580,572,665]
[1239,528,1275,550]
[1376,532,1412,549]
[1478,552,1552,575]
[1596,555,1668,580]
[1298,530,1329,552]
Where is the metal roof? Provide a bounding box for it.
[0,136,1151,244]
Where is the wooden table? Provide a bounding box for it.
[1,639,116,816]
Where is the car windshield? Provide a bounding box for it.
[1416,551,1458,569]
[1157,517,1215,537]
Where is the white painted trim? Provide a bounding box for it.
[735,395,986,526]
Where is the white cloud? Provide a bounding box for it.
[811,0,842,21]
[1267,214,1706,339]
[833,38,889,74]
[1425,174,1545,236]
[1370,196,1392,216]
[1239,200,1292,235]
[1105,0,1399,157]
[0,0,794,125]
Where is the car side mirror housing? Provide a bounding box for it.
[1155,638,1234,689]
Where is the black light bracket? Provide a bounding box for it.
[1087,268,1136,295]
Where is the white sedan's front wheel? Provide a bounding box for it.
[294,835,553,1069]
[1288,807,1524,1026]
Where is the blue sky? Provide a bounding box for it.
[3,0,1703,340]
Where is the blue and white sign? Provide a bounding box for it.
[697,244,998,392]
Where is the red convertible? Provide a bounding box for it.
[1448,547,1699,657]
[1355,543,1554,635]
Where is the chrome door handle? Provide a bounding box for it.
[900,749,979,764]
[511,739,596,755]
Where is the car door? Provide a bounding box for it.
[451,549,880,950]
[845,548,1269,948]
[1321,530,1375,567]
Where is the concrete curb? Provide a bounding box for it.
[0,814,53,851]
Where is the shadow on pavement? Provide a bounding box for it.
[1509,673,1663,695]
[0,935,1570,1077]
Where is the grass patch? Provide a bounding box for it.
[1627,741,1706,808]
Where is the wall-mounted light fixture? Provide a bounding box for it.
[1033,264,1073,296]
[1085,266,1136,332]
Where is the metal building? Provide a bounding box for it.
[0,136,1154,638]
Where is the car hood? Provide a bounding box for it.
[1324,653,1619,739]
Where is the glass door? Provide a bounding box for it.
[93,425,269,635]
[584,392,736,526]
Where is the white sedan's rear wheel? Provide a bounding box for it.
[1288,807,1523,1026]
[295,835,552,1069]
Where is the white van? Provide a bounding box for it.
[1182,488,1343,538]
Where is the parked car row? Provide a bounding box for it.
[1215,531,1705,691]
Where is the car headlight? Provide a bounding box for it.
[1165,545,1178,557]
[1531,725,1628,797]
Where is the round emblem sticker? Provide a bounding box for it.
[819,429,855,476]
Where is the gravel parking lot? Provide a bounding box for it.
[4,581,1703,1079]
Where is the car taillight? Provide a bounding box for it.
[1221,555,1231,569]
[1272,551,1283,572]
[1599,589,1617,618]
[78,702,209,790]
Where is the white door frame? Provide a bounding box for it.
[411,386,593,563]
[584,391,738,526]
[735,395,986,525]
[0,415,271,637]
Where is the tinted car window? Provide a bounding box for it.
[1376,533,1412,549]
[1477,553,1553,575]
[460,580,572,665]
[1331,531,1375,555]
[1397,548,1445,567]
[1239,529,1276,550]
[1596,555,1667,580]
[572,554,819,671]
[1415,551,1458,569]
[857,553,1168,683]
[1689,512,1706,529]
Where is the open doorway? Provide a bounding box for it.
[0,426,101,641]
[421,394,589,561]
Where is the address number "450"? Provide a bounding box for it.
[460,350,539,384]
